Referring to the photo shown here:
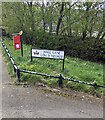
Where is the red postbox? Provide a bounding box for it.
[13,35,21,50]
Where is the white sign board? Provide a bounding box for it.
[32,49,64,60]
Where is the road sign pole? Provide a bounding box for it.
[62,53,65,71]
[20,36,23,57]
[31,48,33,62]
[19,30,23,57]
[62,59,65,71]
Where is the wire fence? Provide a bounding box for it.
[1,40,105,89]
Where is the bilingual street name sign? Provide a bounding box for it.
[31,49,65,70]
[32,49,64,60]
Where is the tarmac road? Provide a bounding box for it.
[0,47,104,118]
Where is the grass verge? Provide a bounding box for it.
[2,37,104,97]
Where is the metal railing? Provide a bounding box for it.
[1,40,105,89]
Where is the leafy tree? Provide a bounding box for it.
[2,1,105,62]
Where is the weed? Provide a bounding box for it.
[2,37,104,97]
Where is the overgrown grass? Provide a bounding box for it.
[2,37,104,97]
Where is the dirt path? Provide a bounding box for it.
[1,46,103,118]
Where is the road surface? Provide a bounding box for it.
[0,46,103,118]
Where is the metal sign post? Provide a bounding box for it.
[20,36,23,57]
[19,30,23,57]
[62,58,65,71]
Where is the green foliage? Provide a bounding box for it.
[2,2,105,62]
[22,29,105,62]
[20,72,42,85]
[2,38,104,97]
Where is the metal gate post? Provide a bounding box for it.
[16,68,20,82]
[58,74,63,88]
